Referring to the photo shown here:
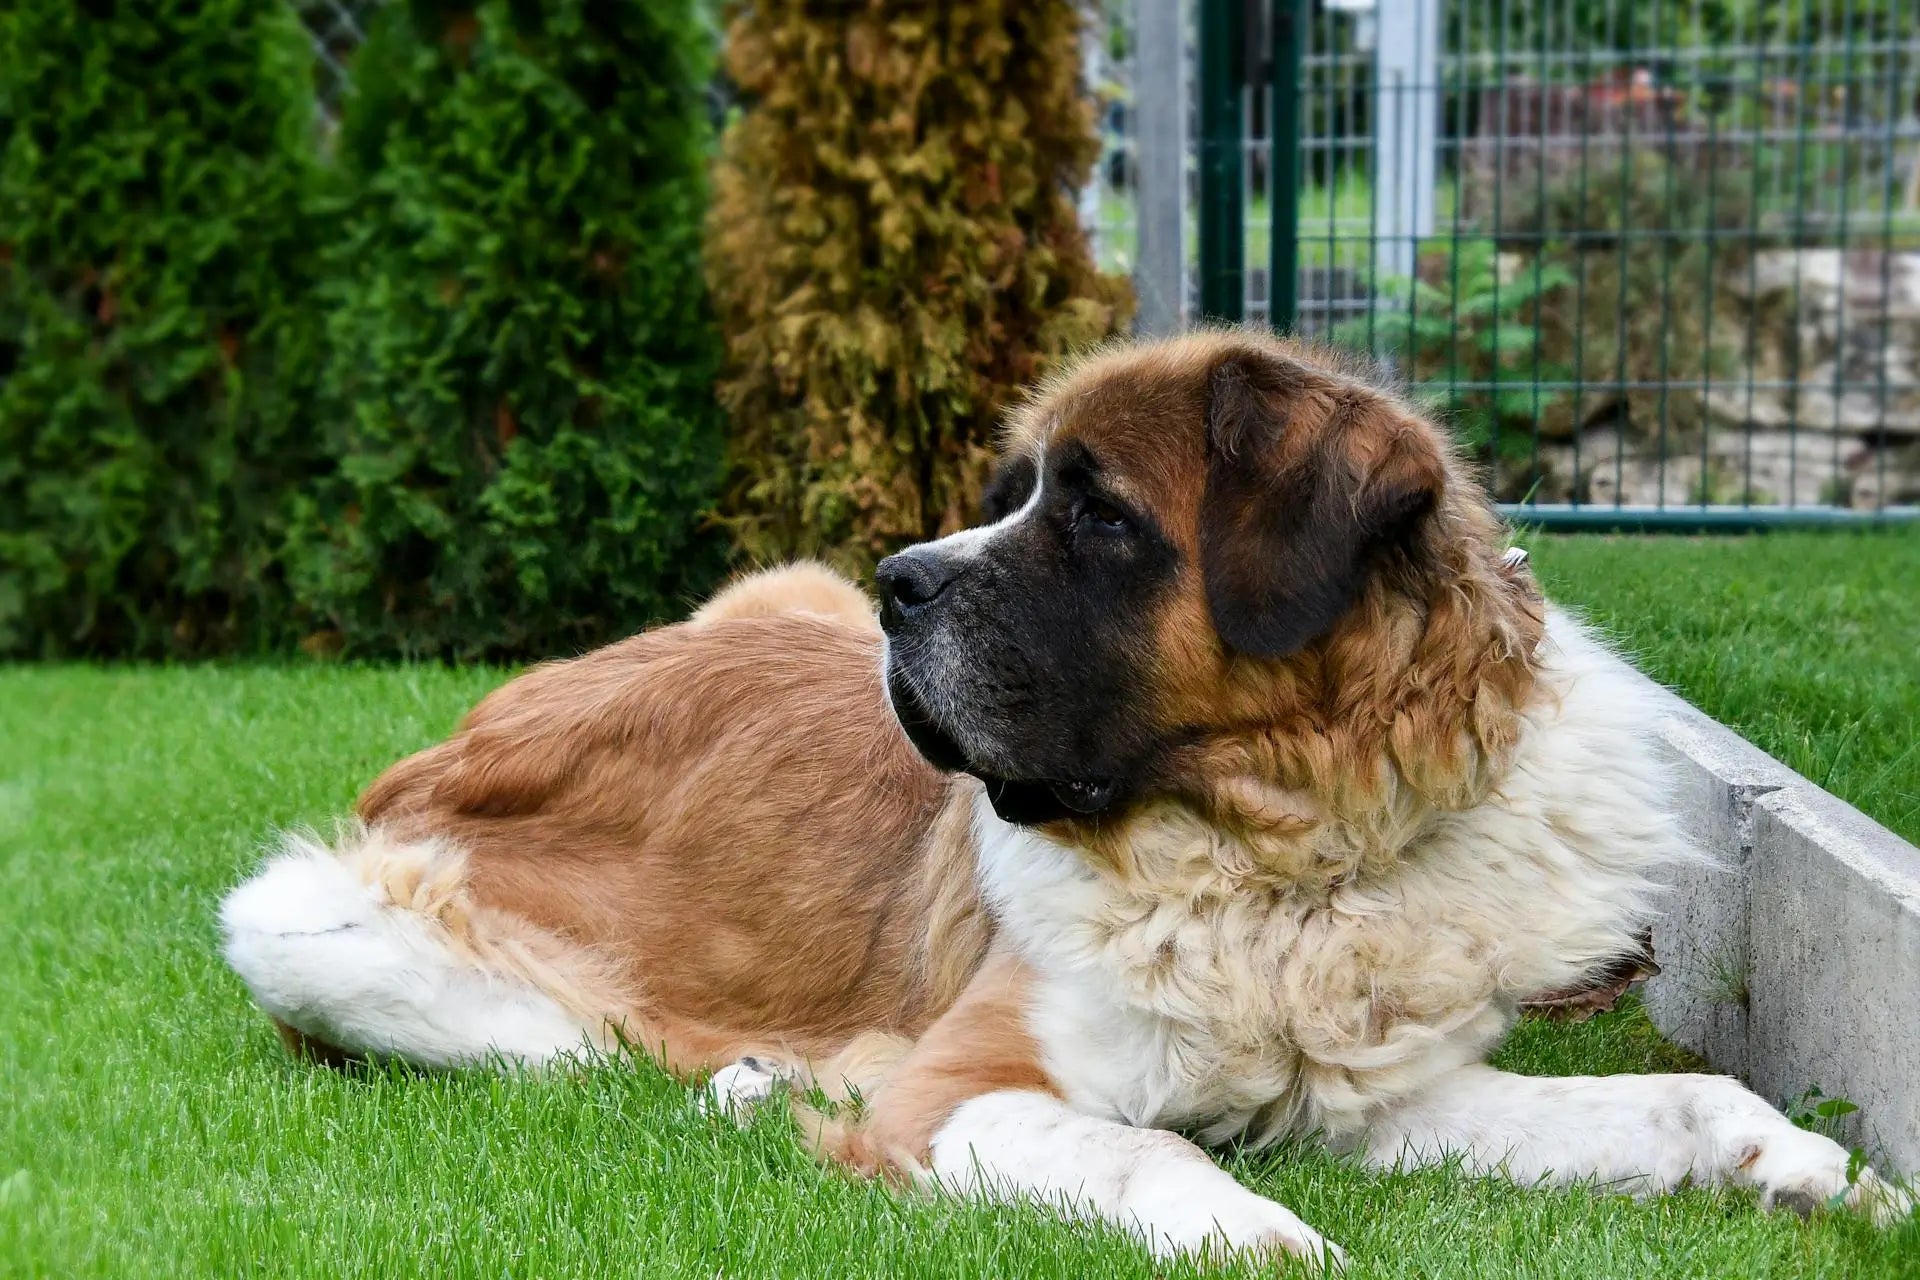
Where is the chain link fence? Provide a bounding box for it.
[1110,0,1920,522]
[298,0,377,114]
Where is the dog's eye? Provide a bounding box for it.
[1075,496,1132,535]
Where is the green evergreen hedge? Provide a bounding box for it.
[0,0,327,657]
[0,0,725,660]
[289,0,725,658]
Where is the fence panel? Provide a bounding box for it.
[1231,0,1920,524]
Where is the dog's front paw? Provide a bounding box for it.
[700,1055,796,1123]
[1734,1124,1914,1226]
[1140,1179,1345,1271]
[1196,1194,1345,1271]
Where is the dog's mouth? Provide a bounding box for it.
[978,775,1123,826]
[884,670,1122,825]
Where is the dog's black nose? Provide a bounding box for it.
[875,550,957,629]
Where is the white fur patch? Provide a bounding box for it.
[930,1089,1341,1267]
[219,833,590,1067]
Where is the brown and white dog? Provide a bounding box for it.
[221,332,1908,1265]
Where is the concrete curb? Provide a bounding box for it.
[1625,662,1920,1174]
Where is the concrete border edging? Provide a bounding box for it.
[1624,661,1920,1173]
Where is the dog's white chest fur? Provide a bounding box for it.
[975,613,1694,1145]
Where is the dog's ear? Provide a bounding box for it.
[1201,349,1444,658]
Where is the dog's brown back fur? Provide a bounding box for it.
[358,613,989,1070]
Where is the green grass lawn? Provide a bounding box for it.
[4,529,1918,1278]
[1529,526,1920,847]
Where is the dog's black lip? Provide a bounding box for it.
[884,667,971,773]
[884,669,1123,825]
[1046,777,1121,814]
[979,777,1070,826]
[980,776,1125,826]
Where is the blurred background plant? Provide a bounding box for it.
[0,0,328,657]
[1336,239,1573,472]
[707,0,1132,574]
[0,0,1127,657]
[285,0,725,659]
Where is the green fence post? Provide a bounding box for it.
[1197,0,1244,322]
[1268,0,1301,332]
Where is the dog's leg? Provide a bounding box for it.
[814,953,1343,1268]
[1360,1064,1912,1223]
[928,1089,1340,1267]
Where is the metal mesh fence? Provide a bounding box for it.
[1171,0,1920,522]
[1105,0,1920,522]
[299,0,378,115]
[1302,0,1919,518]
[1085,4,1143,278]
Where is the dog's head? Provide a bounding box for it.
[877,331,1543,828]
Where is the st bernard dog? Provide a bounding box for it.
[221,332,1909,1265]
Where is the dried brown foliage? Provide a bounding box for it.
[707,0,1134,572]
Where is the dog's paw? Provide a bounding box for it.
[700,1056,796,1123]
[1145,1183,1345,1272]
[1734,1124,1914,1226]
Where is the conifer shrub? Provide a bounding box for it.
[289,0,725,658]
[708,0,1133,571]
[0,0,326,656]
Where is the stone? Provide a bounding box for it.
[1627,659,1920,1174]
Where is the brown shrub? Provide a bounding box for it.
[707,0,1133,572]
